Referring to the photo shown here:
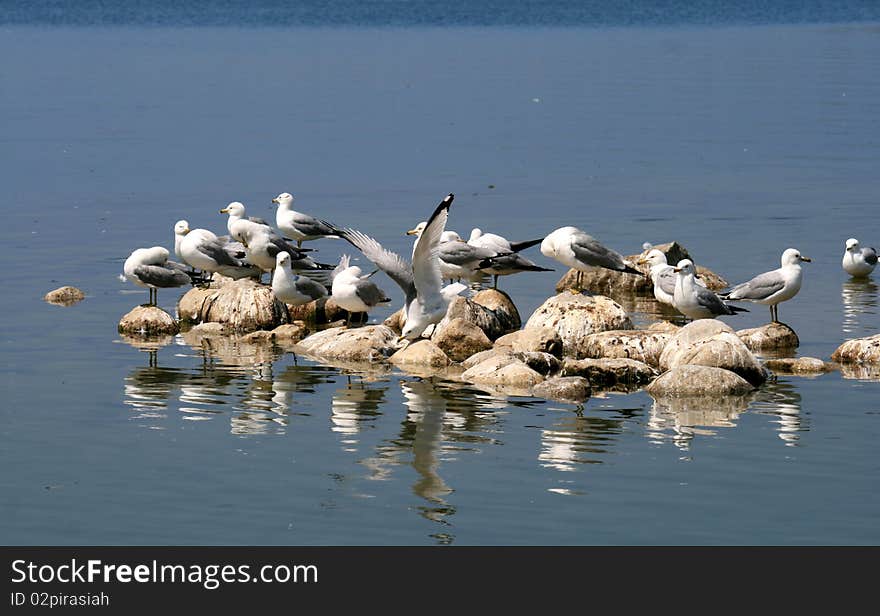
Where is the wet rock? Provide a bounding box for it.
[177,279,287,332]
[461,358,544,388]
[390,339,451,368]
[471,288,522,333]
[831,334,880,364]
[44,286,85,306]
[737,322,800,352]
[515,351,561,376]
[287,296,357,326]
[660,323,767,387]
[659,319,734,363]
[118,305,180,336]
[647,321,681,333]
[532,376,591,402]
[296,325,401,363]
[764,357,834,375]
[561,358,657,388]
[837,363,880,381]
[578,329,673,367]
[524,293,633,358]
[186,322,228,336]
[460,348,516,370]
[646,365,756,396]
[241,330,274,343]
[430,317,493,362]
[270,322,309,343]
[494,326,564,357]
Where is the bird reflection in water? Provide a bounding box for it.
[646,394,751,452]
[330,375,389,452]
[841,278,878,336]
[750,380,805,447]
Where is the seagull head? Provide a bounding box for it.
[219,202,246,218]
[276,251,292,269]
[441,230,463,243]
[174,220,190,236]
[406,221,427,237]
[782,248,811,266]
[845,238,860,252]
[637,249,667,267]
[673,259,695,275]
[272,192,294,207]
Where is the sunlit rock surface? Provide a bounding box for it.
[646,365,756,396]
[524,293,632,358]
[119,305,180,336]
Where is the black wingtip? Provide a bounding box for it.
[509,238,544,252]
[728,304,750,314]
[622,265,643,275]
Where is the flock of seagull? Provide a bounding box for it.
[122,191,878,338]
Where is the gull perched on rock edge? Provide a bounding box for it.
[540,226,641,290]
[331,254,393,327]
[272,192,340,248]
[271,252,328,306]
[672,259,747,321]
[123,246,200,307]
[637,248,706,306]
[842,238,877,278]
[332,193,468,340]
[720,248,811,323]
[173,220,261,281]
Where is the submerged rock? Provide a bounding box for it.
[764,357,834,375]
[430,317,492,362]
[646,365,756,396]
[494,326,564,358]
[737,322,800,352]
[561,358,657,388]
[118,305,180,336]
[524,293,632,358]
[659,320,767,386]
[831,334,880,364]
[44,286,85,306]
[390,339,451,368]
[270,322,310,344]
[296,325,401,363]
[177,279,287,332]
[532,377,591,402]
[578,329,673,367]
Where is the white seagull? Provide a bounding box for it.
[334,193,467,340]
[173,220,261,281]
[123,246,196,306]
[540,226,640,289]
[331,254,393,326]
[842,238,877,278]
[638,248,706,306]
[272,192,340,248]
[271,252,328,306]
[672,259,747,321]
[720,248,811,323]
[466,228,551,289]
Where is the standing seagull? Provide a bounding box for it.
[406,226,512,284]
[272,192,340,248]
[331,254,393,326]
[334,193,467,340]
[123,246,197,306]
[672,259,747,321]
[173,220,261,281]
[271,252,328,306]
[638,248,706,306]
[720,248,811,323]
[541,226,641,290]
[842,238,877,278]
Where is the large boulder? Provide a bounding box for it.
[296,325,401,363]
[561,358,657,389]
[390,340,451,368]
[44,286,86,306]
[737,322,800,352]
[494,326,564,357]
[384,289,521,341]
[646,365,756,396]
[177,279,287,332]
[532,377,591,402]
[119,305,179,335]
[659,320,767,386]
[524,293,633,358]
[430,317,493,362]
[831,334,880,364]
[578,329,673,367]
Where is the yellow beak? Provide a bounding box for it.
[405,229,419,236]
[801,256,812,262]
[271,197,279,204]
[219,208,229,214]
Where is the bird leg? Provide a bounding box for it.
[493,274,499,290]
[297,240,303,248]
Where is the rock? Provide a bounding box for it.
[296,325,401,363]
[737,322,799,352]
[461,358,544,388]
[646,365,756,396]
[384,308,405,333]
[390,339,451,368]
[270,322,309,343]
[186,322,228,336]
[430,317,493,362]
[578,329,673,367]
[524,293,633,358]
[532,377,591,402]
[647,321,681,333]
[387,288,521,341]
[515,351,561,376]
[494,326,564,357]
[561,358,657,388]
[471,288,522,333]
[287,297,357,326]
[241,330,274,343]
[837,363,880,381]
[177,279,287,332]
[831,334,880,364]
[659,320,768,386]
[460,348,516,370]
[44,286,85,306]
[764,357,834,375]
[118,305,179,335]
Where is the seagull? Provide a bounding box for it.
[406,225,509,284]
[123,246,198,306]
[842,238,877,278]
[466,228,552,289]
[331,254,392,326]
[333,193,467,340]
[173,220,261,281]
[720,248,811,323]
[672,259,748,321]
[272,192,340,248]
[271,252,328,306]
[540,226,640,290]
[637,248,706,306]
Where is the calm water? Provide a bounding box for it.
[2,2,880,545]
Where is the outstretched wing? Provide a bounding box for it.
[411,194,454,303]
[335,228,414,298]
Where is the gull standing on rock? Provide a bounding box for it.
[638,248,706,307]
[334,193,467,340]
[331,254,392,326]
[720,248,811,323]
[123,246,198,307]
[173,220,261,281]
[406,225,509,284]
[842,238,877,278]
[272,192,340,248]
[673,259,748,321]
[541,226,641,290]
[466,228,551,289]
[271,252,328,306]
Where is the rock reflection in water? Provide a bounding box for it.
[750,381,806,447]
[646,394,751,452]
[539,407,637,477]
[330,375,389,450]
[841,279,878,336]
